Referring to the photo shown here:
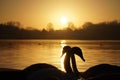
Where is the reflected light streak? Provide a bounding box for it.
[61,40,66,44]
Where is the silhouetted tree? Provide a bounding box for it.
[0,20,120,39]
[67,22,76,31]
[46,23,54,31]
[82,22,94,29]
[6,21,22,28]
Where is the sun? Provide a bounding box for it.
[60,16,68,25]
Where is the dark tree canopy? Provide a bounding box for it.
[0,20,120,40]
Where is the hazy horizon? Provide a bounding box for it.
[0,0,120,30]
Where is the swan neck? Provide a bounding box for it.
[64,52,72,73]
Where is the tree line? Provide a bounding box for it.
[0,20,120,40]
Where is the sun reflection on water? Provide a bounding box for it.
[61,40,66,45]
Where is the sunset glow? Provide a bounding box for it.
[0,0,120,79]
[0,0,119,30]
[60,17,68,25]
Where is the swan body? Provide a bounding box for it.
[83,64,120,80]
[24,63,77,80]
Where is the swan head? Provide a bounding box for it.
[61,46,71,57]
[72,47,85,62]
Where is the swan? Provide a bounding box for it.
[83,64,120,80]
[61,46,85,78]
[24,45,120,80]
[61,46,120,80]
[24,46,85,80]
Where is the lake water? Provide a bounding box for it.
[0,40,120,72]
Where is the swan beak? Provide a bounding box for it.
[61,50,65,57]
[61,46,71,57]
[60,53,64,57]
[78,53,85,62]
[82,58,85,62]
[76,51,85,61]
[80,55,85,62]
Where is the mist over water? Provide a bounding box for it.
[0,40,120,71]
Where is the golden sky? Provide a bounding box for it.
[0,0,120,30]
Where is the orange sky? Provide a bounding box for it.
[0,0,120,30]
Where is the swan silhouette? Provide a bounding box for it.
[61,46,85,77]
[24,46,85,80]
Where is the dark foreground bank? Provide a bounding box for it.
[0,64,120,80]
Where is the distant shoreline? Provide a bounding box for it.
[1,20,120,40]
[0,38,120,40]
